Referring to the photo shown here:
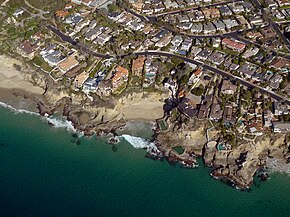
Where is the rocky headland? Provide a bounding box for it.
[1,54,290,190]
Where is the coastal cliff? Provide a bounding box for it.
[154,112,290,189]
[1,54,290,190]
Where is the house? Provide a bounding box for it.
[249,17,265,26]
[180,38,192,52]
[223,105,235,124]
[273,102,289,116]
[132,56,146,75]
[177,14,190,23]
[178,98,199,118]
[13,8,24,17]
[40,46,64,66]
[188,68,203,85]
[208,51,226,65]
[83,78,98,92]
[210,103,223,120]
[85,28,101,41]
[242,47,259,59]
[237,62,258,79]
[55,10,70,19]
[203,22,216,34]
[273,122,290,133]
[222,38,246,52]
[199,95,213,118]
[74,19,90,32]
[196,48,212,60]
[156,34,172,47]
[221,80,237,95]
[213,20,226,31]
[202,7,220,19]
[94,33,111,45]
[97,80,112,96]
[108,12,123,22]
[17,40,36,59]
[277,0,290,7]
[228,3,244,14]
[236,15,251,29]
[263,110,273,127]
[270,57,290,71]
[171,35,183,47]
[270,73,284,90]
[224,58,239,71]
[223,19,239,29]
[178,22,193,30]
[57,55,79,74]
[218,5,232,16]
[74,71,90,89]
[65,14,82,26]
[212,38,221,48]
[191,23,203,33]
[191,46,202,56]
[129,21,145,31]
[112,66,129,88]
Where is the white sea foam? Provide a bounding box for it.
[46,116,76,132]
[121,134,156,149]
[0,101,39,116]
[0,101,78,133]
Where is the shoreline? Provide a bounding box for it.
[0,54,290,190]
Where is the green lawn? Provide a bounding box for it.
[32,56,53,72]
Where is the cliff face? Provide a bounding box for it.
[155,114,289,189]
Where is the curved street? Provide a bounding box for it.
[48,25,290,105]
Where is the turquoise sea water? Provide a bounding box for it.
[0,106,290,217]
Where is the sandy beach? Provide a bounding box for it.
[117,92,166,121]
[0,55,44,94]
[0,55,44,111]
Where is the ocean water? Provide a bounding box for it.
[0,106,290,217]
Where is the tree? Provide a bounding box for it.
[107,3,119,13]
[191,84,205,96]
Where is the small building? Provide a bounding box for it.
[132,56,146,76]
[273,122,290,133]
[222,38,246,53]
[13,8,24,17]
[274,102,289,116]
[210,103,223,121]
[74,71,89,89]
[112,66,129,89]
[221,80,237,95]
[83,78,98,92]
[57,55,79,74]
[17,40,35,59]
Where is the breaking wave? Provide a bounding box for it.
[46,116,76,132]
[121,134,156,149]
[0,102,39,116]
[0,101,77,133]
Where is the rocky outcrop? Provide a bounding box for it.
[155,112,290,189]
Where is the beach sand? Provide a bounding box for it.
[0,55,44,111]
[118,92,165,121]
[0,55,44,94]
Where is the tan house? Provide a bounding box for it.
[57,55,79,74]
[132,56,146,76]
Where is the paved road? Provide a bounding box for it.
[130,50,290,105]
[48,26,290,105]
[48,25,112,59]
